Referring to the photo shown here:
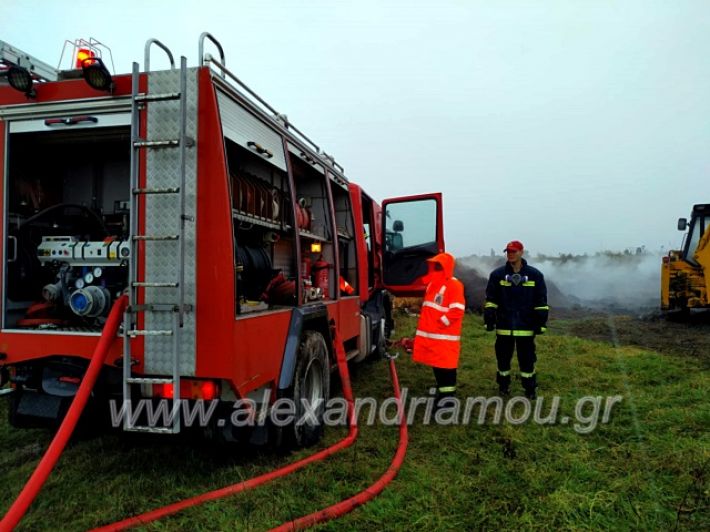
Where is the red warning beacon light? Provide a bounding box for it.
[74,48,95,69]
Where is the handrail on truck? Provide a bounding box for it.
[205,55,347,176]
[198,32,225,77]
[144,38,175,72]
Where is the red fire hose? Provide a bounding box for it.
[91,332,359,531]
[0,294,128,532]
[3,305,403,531]
[270,356,408,531]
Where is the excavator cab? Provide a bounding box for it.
[679,205,710,265]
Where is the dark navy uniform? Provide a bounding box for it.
[484,259,549,397]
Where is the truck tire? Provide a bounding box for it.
[374,317,387,358]
[375,293,393,358]
[283,330,330,448]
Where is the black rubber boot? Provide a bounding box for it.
[522,374,537,400]
[496,372,511,396]
[433,367,457,410]
[434,392,456,412]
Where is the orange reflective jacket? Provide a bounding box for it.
[412,253,466,369]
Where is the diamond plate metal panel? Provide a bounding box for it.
[143,68,198,375]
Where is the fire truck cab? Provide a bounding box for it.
[0,35,445,446]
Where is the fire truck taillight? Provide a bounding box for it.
[200,381,219,401]
[156,382,174,398]
[152,380,220,400]
[74,48,95,69]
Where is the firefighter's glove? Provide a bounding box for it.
[535,326,547,335]
[483,307,496,332]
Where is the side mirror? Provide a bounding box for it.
[677,218,688,231]
[393,220,404,232]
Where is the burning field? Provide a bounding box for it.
[395,248,710,381]
[458,249,661,312]
[398,249,662,316]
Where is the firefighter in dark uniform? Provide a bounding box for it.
[484,241,549,399]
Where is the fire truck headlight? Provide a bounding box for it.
[81,58,113,92]
[7,66,35,97]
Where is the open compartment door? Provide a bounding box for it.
[381,193,444,296]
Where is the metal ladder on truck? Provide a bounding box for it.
[122,41,191,434]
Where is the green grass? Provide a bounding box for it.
[0,313,708,530]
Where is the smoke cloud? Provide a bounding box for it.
[460,250,662,311]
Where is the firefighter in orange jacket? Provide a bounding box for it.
[412,252,466,403]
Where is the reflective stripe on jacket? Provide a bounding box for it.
[413,253,466,369]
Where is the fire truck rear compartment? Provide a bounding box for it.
[4,125,131,332]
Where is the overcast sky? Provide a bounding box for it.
[2,1,708,256]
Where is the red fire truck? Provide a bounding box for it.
[0,35,444,447]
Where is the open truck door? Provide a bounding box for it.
[381,193,444,297]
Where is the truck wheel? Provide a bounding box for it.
[284,330,330,448]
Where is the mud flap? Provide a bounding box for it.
[9,389,66,428]
[16,390,63,419]
[277,304,330,391]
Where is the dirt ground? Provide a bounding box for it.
[553,310,710,369]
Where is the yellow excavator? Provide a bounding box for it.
[662,204,710,314]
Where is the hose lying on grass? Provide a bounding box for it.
[270,355,408,531]
[0,295,128,532]
[93,332,360,531]
[2,311,405,531]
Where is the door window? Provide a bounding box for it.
[384,199,437,253]
[684,215,710,264]
[382,195,442,291]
